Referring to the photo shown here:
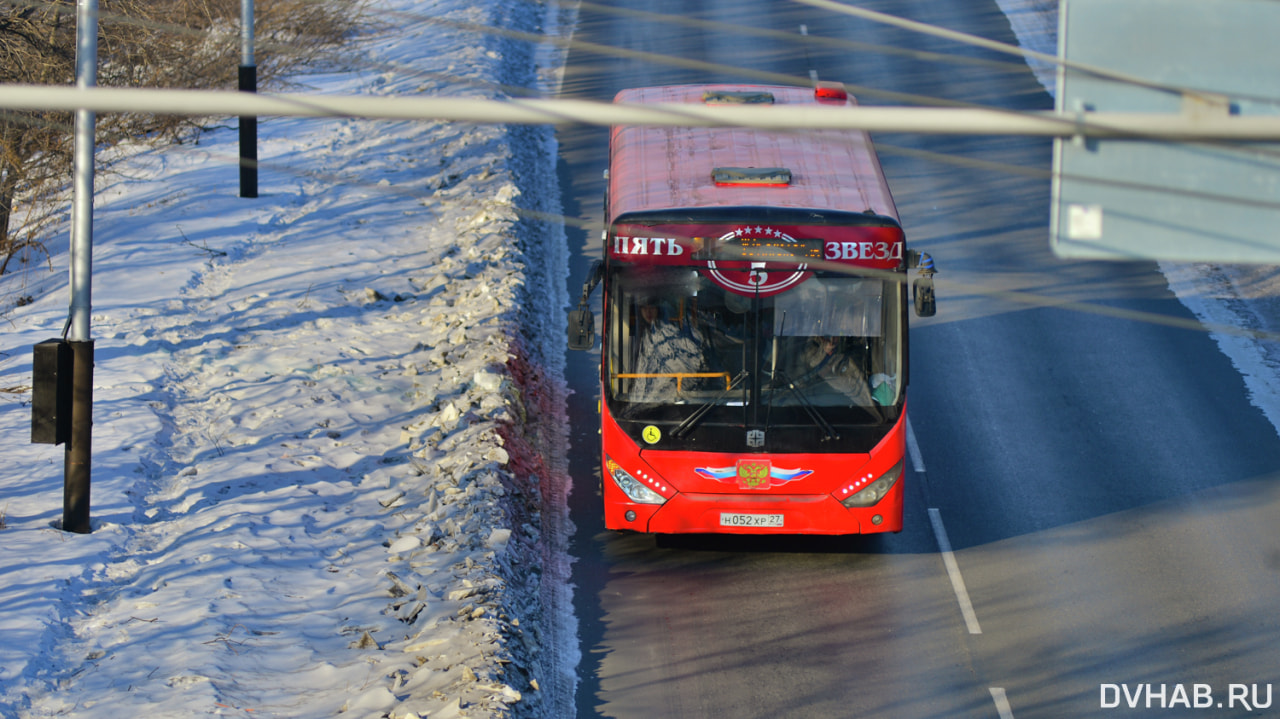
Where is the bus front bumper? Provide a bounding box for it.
[605,483,904,536]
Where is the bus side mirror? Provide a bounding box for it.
[568,309,596,350]
[913,277,936,317]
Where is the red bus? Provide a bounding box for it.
[568,84,936,535]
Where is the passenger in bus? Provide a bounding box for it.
[801,336,875,405]
[632,296,711,401]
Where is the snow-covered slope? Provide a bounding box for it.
[0,0,574,717]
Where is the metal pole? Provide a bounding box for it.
[64,339,93,532]
[7,86,1280,140]
[239,0,257,198]
[64,0,97,534]
[69,0,95,342]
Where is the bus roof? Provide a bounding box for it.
[608,84,900,224]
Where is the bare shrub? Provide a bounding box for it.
[0,0,363,275]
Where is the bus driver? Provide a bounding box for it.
[801,335,875,405]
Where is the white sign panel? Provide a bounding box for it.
[1051,0,1280,263]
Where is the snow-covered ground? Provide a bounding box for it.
[0,0,575,717]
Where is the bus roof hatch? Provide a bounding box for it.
[712,167,792,186]
[702,90,775,104]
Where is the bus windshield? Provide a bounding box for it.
[605,263,903,448]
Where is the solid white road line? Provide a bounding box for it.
[928,507,982,634]
[905,415,926,473]
[989,687,1016,719]
[799,25,820,83]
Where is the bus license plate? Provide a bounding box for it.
[720,512,784,528]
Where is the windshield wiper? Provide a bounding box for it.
[763,314,783,437]
[770,369,841,441]
[670,370,748,439]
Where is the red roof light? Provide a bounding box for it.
[814,82,848,103]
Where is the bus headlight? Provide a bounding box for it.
[606,457,668,505]
[839,460,903,508]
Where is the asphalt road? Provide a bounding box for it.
[555,2,1280,717]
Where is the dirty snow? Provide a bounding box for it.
[0,0,575,717]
